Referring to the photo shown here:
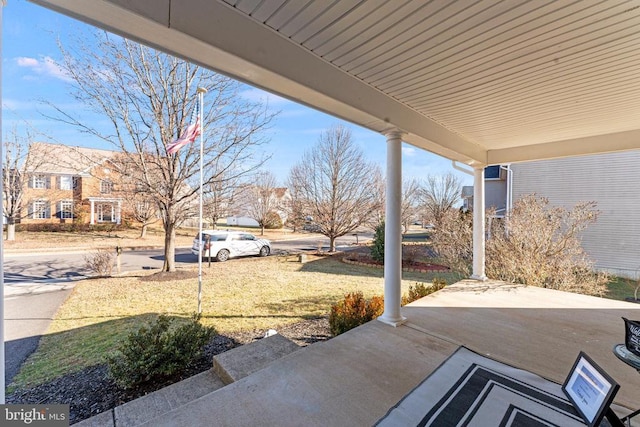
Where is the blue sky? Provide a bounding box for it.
[2,0,472,187]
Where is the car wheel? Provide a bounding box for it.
[259,246,270,257]
[216,249,230,262]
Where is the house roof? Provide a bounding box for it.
[273,187,289,199]
[27,142,118,175]
[29,0,640,167]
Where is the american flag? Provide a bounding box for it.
[167,103,200,155]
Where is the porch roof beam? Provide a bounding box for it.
[488,129,640,165]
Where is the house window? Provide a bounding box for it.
[60,200,73,219]
[101,179,113,194]
[59,175,73,190]
[484,165,503,180]
[32,175,47,189]
[32,200,50,219]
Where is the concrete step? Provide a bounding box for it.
[73,334,300,426]
[73,370,224,427]
[213,333,301,384]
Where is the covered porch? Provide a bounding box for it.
[18,1,640,422]
[26,0,640,332]
[87,197,122,225]
[138,280,640,426]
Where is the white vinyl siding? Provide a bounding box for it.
[511,151,640,278]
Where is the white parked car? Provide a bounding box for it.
[191,230,271,262]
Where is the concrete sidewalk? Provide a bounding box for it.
[4,278,79,297]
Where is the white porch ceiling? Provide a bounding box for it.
[29,0,640,166]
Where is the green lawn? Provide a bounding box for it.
[606,276,639,302]
[11,254,456,391]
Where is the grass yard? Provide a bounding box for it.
[606,276,639,301]
[11,253,457,391]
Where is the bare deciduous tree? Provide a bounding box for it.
[401,178,421,233]
[51,31,274,271]
[284,167,307,232]
[364,167,385,230]
[111,154,158,238]
[246,171,281,235]
[203,169,242,230]
[2,130,57,241]
[290,125,381,251]
[420,172,462,228]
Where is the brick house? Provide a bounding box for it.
[21,142,123,225]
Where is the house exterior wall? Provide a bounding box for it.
[22,173,77,224]
[511,151,640,278]
[19,143,124,224]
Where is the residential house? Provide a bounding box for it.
[466,152,640,278]
[22,142,123,225]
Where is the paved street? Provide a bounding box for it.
[3,232,372,287]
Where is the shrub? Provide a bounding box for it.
[485,195,608,296]
[264,211,283,229]
[401,278,447,306]
[402,244,423,265]
[430,209,473,278]
[431,195,608,296]
[84,248,115,277]
[108,315,215,389]
[329,292,384,336]
[370,221,385,263]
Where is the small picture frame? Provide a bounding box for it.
[562,352,620,427]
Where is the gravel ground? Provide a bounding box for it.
[7,317,331,425]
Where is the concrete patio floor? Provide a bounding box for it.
[143,280,640,426]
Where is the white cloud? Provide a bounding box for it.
[402,146,417,157]
[240,88,292,107]
[15,56,72,82]
[16,57,38,67]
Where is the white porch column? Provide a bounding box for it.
[471,166,487,281]
[90,200,95,224]
[116,200,122,225]
[378,129,406,327]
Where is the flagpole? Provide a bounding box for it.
[197,87,207,315]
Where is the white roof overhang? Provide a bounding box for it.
[28,0,640,167]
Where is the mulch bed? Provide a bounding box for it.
[342,245,450,273]
[138,270,199,282]
[7,317,330,425]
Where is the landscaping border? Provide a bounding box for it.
[341,256,450,273]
